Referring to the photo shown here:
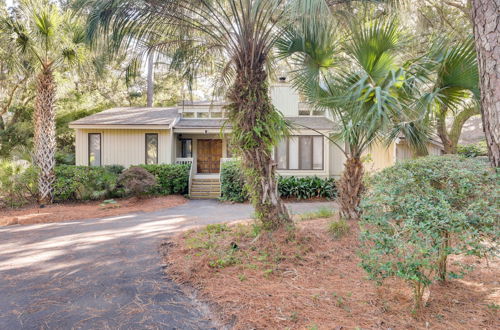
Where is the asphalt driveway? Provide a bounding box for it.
[0,199,335,329]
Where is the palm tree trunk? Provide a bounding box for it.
[471,0,500,167]
[338,156,364,220]
[226,61,291,230]
[34,66,56,204]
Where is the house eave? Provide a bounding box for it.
[69,124,172,130]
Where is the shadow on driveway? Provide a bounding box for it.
[0,199,335,329]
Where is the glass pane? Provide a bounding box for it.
[313,136,323,169]
[210,111,222,118]
[276,139,288,170]
[183,112,195,118]
[299,110,311,116]
[299,136,312,170]
[197,112,209,118]
[289,137,299,170]
[181,140,192,158]
[89,134,101,166]
[146,134,158,164]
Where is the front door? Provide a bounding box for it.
[197,139,222,173]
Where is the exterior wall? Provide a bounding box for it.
[270,84,300,117]
[274,130,332,178]
[364,141,397,172]
[396,141,444,162]
[329,141,346,178]
[75,128,172,167]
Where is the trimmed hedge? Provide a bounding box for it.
[220,160,337,202]
[140,164,190,195]
[53,165,120,201]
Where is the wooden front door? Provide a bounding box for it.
[197,139,222,173]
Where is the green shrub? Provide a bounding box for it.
[328,219,350,239]
[0,160,38,207]
[220,160,337,202]
[53,165,119,201]
[103,165,125,175]
[118,166,157,197]
[278,176,337,200]
[140,164,190,195]
[359,156,499,311]
[220,160,248,202]
[457,141,488,158]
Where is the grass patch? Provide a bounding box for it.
[298,207,334,221]
[328,219,350,239]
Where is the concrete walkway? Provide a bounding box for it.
[0,200,335,329]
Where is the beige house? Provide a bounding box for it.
[70,84,442,198]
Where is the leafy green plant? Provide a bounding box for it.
[457,141,488,158]
[53,165,119,201]
[118,166,157,197]
[328,219,350,239]
[140,164,190,195]
[359,156,499,312]
[220,160,337,202]
[0,160,38,208]
[220,160,248,202]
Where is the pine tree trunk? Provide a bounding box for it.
[34,66,56,204]
[146,52,154,107]
[471,0,500,167]
[226,60,291,230]
[338,156,364,220]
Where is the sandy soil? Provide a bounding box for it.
[0,195,187,226]
[164,218,500,329]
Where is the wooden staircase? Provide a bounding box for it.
[190,177,221,199]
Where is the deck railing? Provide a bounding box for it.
[175,158,195,196]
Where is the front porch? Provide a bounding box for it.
[174,133,234,198]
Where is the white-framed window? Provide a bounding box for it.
[275,135,324,170]
[145,133,158,164]
[88,133,101,166]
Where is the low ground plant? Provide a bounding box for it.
[118,166,157,198]
[298,207,334,221]
[328,219,350,239]
[0,160,38,207]
[220,160,337,202]
[359,156,499,312]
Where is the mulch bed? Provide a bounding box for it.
[163,218,499,329]
[0,195,187,226]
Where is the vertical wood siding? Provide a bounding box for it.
[75,129,172,167]
[270,84,300,117]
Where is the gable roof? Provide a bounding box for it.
[70,107,179,126]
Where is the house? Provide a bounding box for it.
[70,83,443,198]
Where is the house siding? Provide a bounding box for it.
[75,129,172,167]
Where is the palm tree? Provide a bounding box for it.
[2,0,86,203]
[278,17,428,220]
[424,36,479,154]
[86,0,330,230]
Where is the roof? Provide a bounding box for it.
[69,106,337,131]
[286,116,337,130]
[175,119,229,128]
[69,107,179,126]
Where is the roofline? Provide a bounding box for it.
[69,124,171,130]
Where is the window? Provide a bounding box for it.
[88,133,101,166]
[275,135,323,170]
[180,139,192,158]
[182,112,195,118]
[145,133,158,165]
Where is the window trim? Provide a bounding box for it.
[88,133,102,167]
[145,133,159,165]
[275,135,324,171]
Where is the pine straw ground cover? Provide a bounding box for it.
[0,195,186,226]
[164,216,499,329]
